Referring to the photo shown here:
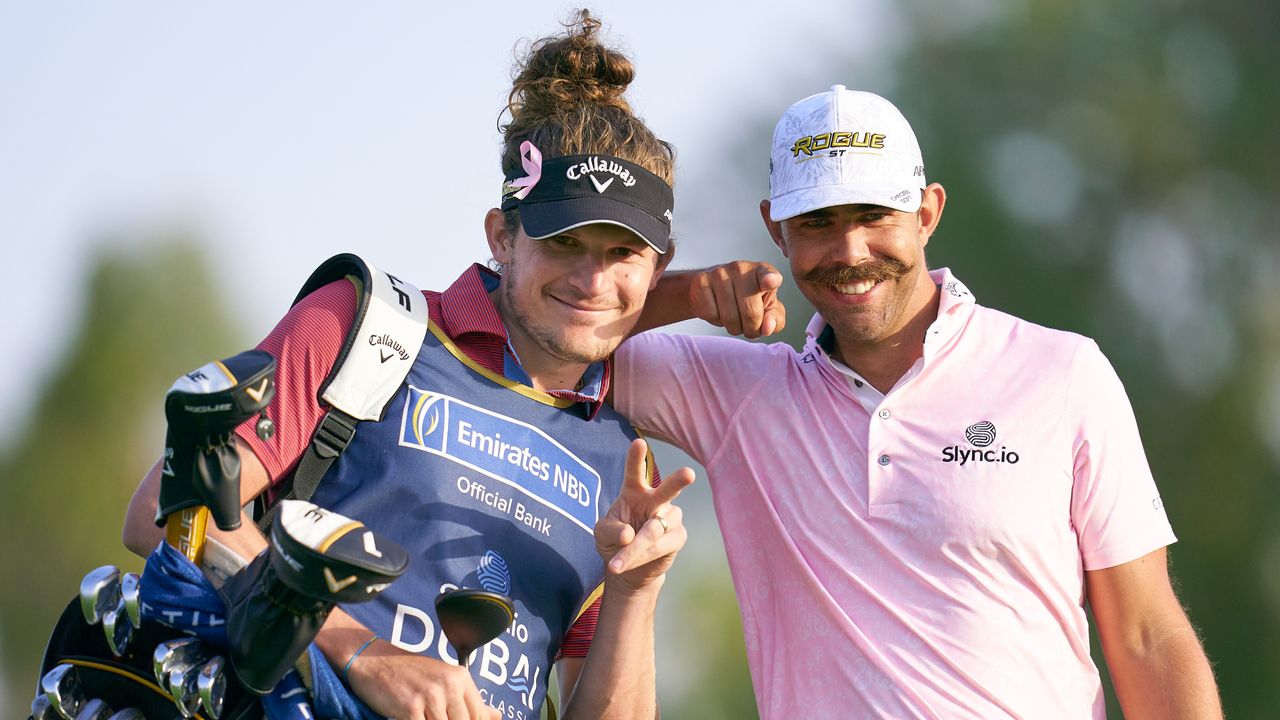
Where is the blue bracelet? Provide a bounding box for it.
[343,635,378,683]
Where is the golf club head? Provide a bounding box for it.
[78,566,121,626]
[119,572,141,628]
[196,656,227,719]
[168,664,203,718]
[39,664,84,720]
[435,588,515,667]
[30,693,55,720]
[104,711,144,720]
[101,602,133,657]
[152,637,213,687]
[72,699,112,720]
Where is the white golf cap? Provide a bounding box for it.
[768,85,926,221]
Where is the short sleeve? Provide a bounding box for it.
[233,279,358,484]
[1067,340,1177,570]
[614,331,777,466]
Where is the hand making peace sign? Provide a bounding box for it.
[594,439,695,592]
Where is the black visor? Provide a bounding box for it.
[501,153,674,254]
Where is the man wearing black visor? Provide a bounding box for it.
[502,148,675,254]
[125,12,694,720]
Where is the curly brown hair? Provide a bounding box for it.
[499,10,675,236]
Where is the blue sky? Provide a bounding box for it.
[0,1,899,442]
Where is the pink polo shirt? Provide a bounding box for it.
[615,268,1175,719]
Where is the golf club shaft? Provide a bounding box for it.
[165,506,211,564]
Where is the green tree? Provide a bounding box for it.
[0,238,242,712]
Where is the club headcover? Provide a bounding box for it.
[270,500,410,603]
[219,501,408,694]
[156,349,277,531]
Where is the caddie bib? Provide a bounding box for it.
[310,322,635,718]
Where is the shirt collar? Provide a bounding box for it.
[803,267,976,403]
[438,263,508,340]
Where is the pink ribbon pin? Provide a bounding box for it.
[507,141,543,201]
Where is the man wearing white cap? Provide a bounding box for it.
[614,86,1222,718]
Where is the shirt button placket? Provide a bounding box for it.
[867,405,894,510]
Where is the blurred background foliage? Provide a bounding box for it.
[2,0,1277,717]
[0,240,241,709]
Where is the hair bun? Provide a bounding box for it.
[499,9,673,186]
[508,10,634,121]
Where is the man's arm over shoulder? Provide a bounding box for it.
[632,263,786,339]
[614,330,785,465]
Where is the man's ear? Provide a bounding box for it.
[759,200,789,257]
[649,241,675,290]
[917,183,947,249]
[484,208,515,264]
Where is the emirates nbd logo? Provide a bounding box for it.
[398,386,601,533]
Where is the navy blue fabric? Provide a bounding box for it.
[307,645,382,720]
[139,542,326,720]
[309,325,636,718]
[139,542,230,647]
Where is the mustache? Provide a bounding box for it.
[803,258,913,286]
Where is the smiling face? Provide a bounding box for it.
[485,209,665,375]
[762,184,946,353]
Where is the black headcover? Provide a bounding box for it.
[219,501,409,694]
[156,350,277,531]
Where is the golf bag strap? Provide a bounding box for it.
[255,409,358,533]
[254,253,427,533]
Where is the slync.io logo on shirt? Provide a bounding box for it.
[941,420,1021,466]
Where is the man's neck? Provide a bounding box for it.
[514,348,588,394]
[831,285,941,395]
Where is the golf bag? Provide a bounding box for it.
[32,349,286,720]
[30,255,426,720]
[36,502,409,720]
[36,595,264,720]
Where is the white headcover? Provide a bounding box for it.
[319,255,429,421]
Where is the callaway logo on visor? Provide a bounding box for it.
[564,156,637,192]
[500,143,675,254]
